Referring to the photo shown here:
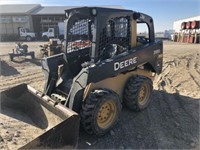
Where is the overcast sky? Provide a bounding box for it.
[0,0,199,32]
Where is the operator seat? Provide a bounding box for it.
[102,44,118,60]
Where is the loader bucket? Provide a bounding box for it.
[0,84,80,149]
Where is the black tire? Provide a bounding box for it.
[124,75,153,111]
[80,89,122,136]
[43,36,48,41]
[9,55,13,61]
[31,52,35,59]
[26,36,32,41]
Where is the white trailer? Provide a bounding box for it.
[155,30,175,40]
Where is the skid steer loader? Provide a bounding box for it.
[0,7,163,149]
[41,7,163,135]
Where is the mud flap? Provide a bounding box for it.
[0,84,80,149]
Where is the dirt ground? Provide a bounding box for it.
[0,41,199,149]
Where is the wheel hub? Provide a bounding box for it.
[138,83,150,105]
[97,100,116,129]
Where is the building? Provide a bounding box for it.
[0,4,123,41]
[0,4,40,40]
[0,4,75,40]
[172,16,200,43]
[31,6,75,34]
[173,16,200,32]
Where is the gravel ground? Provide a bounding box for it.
[0,41,199,149]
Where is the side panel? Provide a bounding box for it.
[87,42,163,84]
[83,69,154,101]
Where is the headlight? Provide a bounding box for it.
[65,12,69,19]
[91,8,97,16]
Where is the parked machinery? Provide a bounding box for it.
[36,7,163,136]
[8,42,35,61]
[40,38,64,57]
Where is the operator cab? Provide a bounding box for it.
[63,7,155,77]
[42,7,156,98]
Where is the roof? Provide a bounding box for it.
[174,15,200,22]
[0,4,123,15]
[33,5,124,15]
[0,4,41,15]
[32,6,76,15]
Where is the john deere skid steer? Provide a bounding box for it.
[0,7,163,149]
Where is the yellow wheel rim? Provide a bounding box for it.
[138,83,150,106]
[97,100,117,129]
